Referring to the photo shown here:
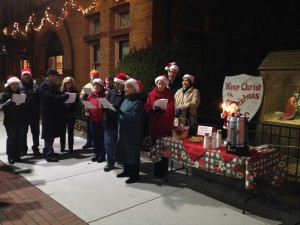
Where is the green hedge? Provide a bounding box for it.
[115,44,207,93]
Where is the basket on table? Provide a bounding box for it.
[172,117,189,139]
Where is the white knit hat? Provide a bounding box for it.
[183,74,195,84]
[5,75,21,88]
[125,78,143,93]
[165,62,179,72]
[93,78,105,87]
[114,73,128,84]
[155,75,169,86]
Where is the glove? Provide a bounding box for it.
[175,107,182,117]
[154,106,164,115]
[82,93,88,101]
[147,108,156,116]
[2,101,16,110]
[61,93,69,101]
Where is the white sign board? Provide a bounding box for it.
[222,74,263,121]
[197,125,213,136]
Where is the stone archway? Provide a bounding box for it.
[33,22,74,83]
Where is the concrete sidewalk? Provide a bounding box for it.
[0,112,299,225]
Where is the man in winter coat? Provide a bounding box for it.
[40,69,69,162]
[116,78,144,184]
[19,68,41,156]
[102,73,127,172]
[165,62,181,94]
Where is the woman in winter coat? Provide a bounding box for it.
[174,74,200,127]
[85,78,106,162]
[144,75,175,139]
[60,76,79,153]
[116,78,144,184]
[0,76,26,164]
[144,75,175,177]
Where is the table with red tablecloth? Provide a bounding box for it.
[151,137,286,190]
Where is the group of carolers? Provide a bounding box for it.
[0,62,200,184]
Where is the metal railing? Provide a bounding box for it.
[197,115,300,186]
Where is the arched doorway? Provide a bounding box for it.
[47,33,64,74]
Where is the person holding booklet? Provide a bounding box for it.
[0,75,26,164]
[102,73,127,172]
[19,68,41,156]
[60,76,79,153]
[144,75,175,177]
[84,78,106,163]
[80,69,99,149]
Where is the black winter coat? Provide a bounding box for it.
[169,77,181,95]
[40,79,68,139]
[19,81,40,123]
[103,88,125,130]
[0,88,26,125]
[61,88,79,120]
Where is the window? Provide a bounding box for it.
[48,55,63,75]
[115,10,130,29]
[119,11,130,28]
[93,20,100,34]
[20,59,30,71]
[119,40,129,61]
[115,38,129,65]
[92,44,100,71]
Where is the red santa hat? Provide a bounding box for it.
[93,78,105,87]
[21,68,32,77]
[165,62,179,72]
[90,69,99,78]
[125,78,143,93]
[114,73,128,84]
[155,75,169,86]
[183,74,195,84]
[5,75,21,88]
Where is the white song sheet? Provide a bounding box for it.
[65,93,77,104]
[99,98,116,111]
[153,99,168,109]
[83,87,93,95]
[12,94,26,105]
[81,100,97,109]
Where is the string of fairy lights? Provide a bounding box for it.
[2,0,97,39]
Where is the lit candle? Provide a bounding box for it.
[221,103,226,112]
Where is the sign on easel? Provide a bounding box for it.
[197,125,213,136]
[222,74,264,121]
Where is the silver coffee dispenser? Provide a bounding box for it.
[226,116,249,156]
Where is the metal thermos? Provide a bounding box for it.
[226,116,249,155]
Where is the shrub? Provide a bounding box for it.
[115,44,206,93]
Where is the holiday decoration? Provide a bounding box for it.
[3,0,97,39]
[220,100,241,129]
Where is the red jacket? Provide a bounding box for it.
[88,91,105,123]
[144,87,175,139]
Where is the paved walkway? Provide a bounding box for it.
[0,112,299,225]
[0,161,86,225]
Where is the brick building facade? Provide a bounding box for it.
[0,0,212,90]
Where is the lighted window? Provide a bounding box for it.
[20,59,30,71]
[48,55,63,75]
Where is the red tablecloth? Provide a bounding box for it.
[182,139,260,162]
[151,137,287,189]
